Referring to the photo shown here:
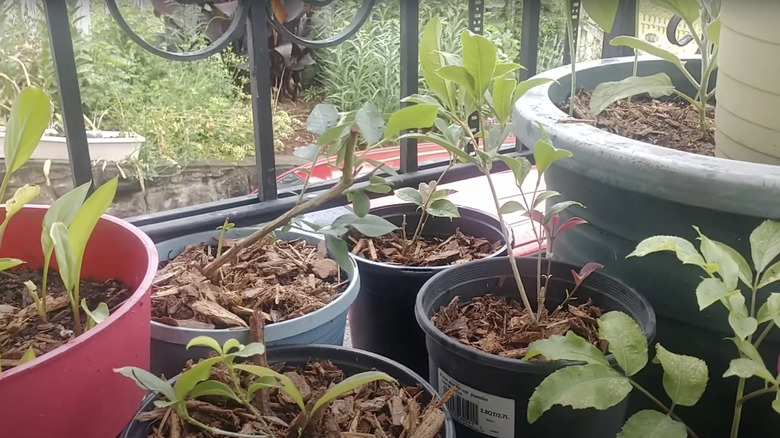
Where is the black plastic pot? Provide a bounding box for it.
[120,345,456,438]
[514,56,780,437]
[416,256,656,438]
[349,203,507,377]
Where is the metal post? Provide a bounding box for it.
[466,0,485,153]
[246,2,277,202]
[399,0,419,174]
[42,0,94,188]
[601,0,638,58]
[519,0,541,81]
[562,0,582,65]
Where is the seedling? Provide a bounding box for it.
[627,220,780,437]
[589,0,720,129]
[117,336,395,437]
[526,311,706,438]
[215,217,235,259]
[392,17,595,324]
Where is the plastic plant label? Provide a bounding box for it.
[438,368,515,438]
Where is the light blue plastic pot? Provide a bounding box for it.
[149,228,359,377]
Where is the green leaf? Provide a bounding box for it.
[712,240,753,288]
[307,103,339,135]
[384,104,439,138]
[235,364,307,413]
[727,293,757,340]
[774,392,780,415]
[598,311,648,376]
[395,187,423,206]
[729,337,765,364]
[582,0,620,33]
[513,78,555,102]
[355,102,384,146]
[544,201,583,224]
[347,190,371,218]
[174,357,222,401]
[500,200,525,214]
[68,178,117,273]
[695,278,731,310]
[589,73,675,115]
[186,336,223,355]
[532,191,562,209]
[750,220,780,273]
[493,62,522,78]
[401,132,476,165]
[419,17,452,108]
[312,371,396,415]
[696,228,739,291]
[0,258,24,272]
[189,380,242,403]
[4,87,50,175]
[654,343,708,406]
[81,299,109,328]
[427,199,459,218]
[759,260,780,289]
[706,16,721,45]
[527,364,631,423]
[4,184,40,215]
[317,123,352,147]
[42,182,91,233]
[723,358,776,383]
[324,233,353,277]
[50,222,76,293]
[756,293,780,326]
[246,376,283,399]
[525,331,609,365]
[115,366,176,401]
[20,347,36,364]
[460,30,497,98]
[222,339,242,355]
[232,342,267,358]
[497,155,532,186]
[610,36,685,71]
[337,213,397,237]
[365,184,392,194]
[533,134,573,174]
[617,410,687,438]
[651,0,701,24]
[436,65,475,97]
[626,236,705,266]
[492,77,518,124]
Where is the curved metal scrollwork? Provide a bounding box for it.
[666,14,695,48]
[104,0,249,61]
[266,0,376,49]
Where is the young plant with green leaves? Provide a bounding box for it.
[389,16,595,325]
[590,0,721,129]
[627,220,780,438]
[526,310,707,437]
[117,336,395,438]
[215,217,235,259]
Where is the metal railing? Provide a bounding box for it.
[39,0,641,241]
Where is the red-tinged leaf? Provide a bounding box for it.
[557,217,588,234]
[550,214,560,231]
[577,262,604,285]
[527,209,545,225]
[571,269,582,285]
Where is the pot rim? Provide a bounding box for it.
[414,256,656,373]
[0,204,158,379]
[513,55,780,218]
[350,203,512,274]
[150,228,360,343]
[121,344,456,438]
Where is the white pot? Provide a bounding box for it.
[0,130,144,162]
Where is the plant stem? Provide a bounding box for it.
[629,380,701,438]
[737,386,779,406]
[754,322,773,349]
[565,0,577,118]
[404,161,456,256]
[203,128,359,277]
[485,171,538,324]
[182,412,267,438]
[40,258,51,323]
[730,378,746,438]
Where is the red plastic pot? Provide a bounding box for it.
[0,205,157,438]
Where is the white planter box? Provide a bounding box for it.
[0,130,144,162]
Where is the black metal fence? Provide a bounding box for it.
[39,0,640,241]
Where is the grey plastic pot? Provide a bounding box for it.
[150,228,359,377]
[514,56,780,437]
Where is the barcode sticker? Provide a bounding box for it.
[438,368,515,438]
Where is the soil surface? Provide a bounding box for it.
[560,89,715,156]
[432,294,605,359]
[0,268,130,370]
[152,237,346,329]
[349,228,502,267]
[135,359,448,438]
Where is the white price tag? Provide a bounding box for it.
[438,368,515,438]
